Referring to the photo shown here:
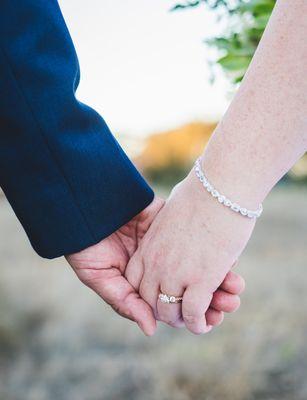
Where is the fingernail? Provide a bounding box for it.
[206,325,213,333]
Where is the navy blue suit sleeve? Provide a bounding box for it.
[0,0,154,258]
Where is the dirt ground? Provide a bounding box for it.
[0,186,306,400]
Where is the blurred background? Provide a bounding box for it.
[0,1,306,399]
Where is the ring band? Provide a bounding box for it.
[159,292,183,304]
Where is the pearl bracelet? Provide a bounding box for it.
[194,158,263,219]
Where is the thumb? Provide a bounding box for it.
[83,270,156,336]
[124,290,157,336]
[182,283,213,335]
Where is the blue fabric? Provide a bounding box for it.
[0,0,154,258]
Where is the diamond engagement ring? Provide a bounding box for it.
[158,293,183,304]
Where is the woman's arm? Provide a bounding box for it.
[125,0,307,335]
[203,0,307,208]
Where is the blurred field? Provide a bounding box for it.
[0,185,307,400]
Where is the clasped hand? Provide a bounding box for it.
[66,171,254,335]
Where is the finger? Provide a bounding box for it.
[210,290,241,313]
[182,283,213,335]
[169,308,224,329]
[220,271,245,295]
[205,308,224,327]
[156,281,185,327]
[172,322,214,333]
[139,274,160,318]
[122,289,157,336]
[125,254,144,291]
[84,269,157,336]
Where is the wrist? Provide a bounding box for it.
[195,157,263,219]
[178,171,256,259]
[200,139,269,209]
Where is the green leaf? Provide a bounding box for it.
[254,12,271,29]
[217,54,251,71]
[233,74,245,84]
[170,1,201,11]
[171,0,275,85]
[206,36,255,57]
[238,0,275,15]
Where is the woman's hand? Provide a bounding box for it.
[125,172,255,335]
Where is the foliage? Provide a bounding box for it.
[171,0,276,84]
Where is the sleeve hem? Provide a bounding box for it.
[37,188,155,259]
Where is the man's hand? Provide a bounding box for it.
[66,197,164,336]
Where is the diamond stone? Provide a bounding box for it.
[224,199,232,207]
[159,294,170,303]
[218,195,226,203]
[240,208,248,216]
[169,296,176,303]
[211,190,219,197]
[203,181,209,188]
[231,203,240,212]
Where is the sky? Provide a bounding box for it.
[59,0,230,138]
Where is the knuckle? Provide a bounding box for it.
[143,250,164,272]
[158,314,177,325]
[183,314,199,325]
[171,320,185,329]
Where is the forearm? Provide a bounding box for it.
[201,0,307,208]
[0,0,153,258]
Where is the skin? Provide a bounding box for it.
[66,197,245,336]
[125,0,307,335]
[125,182,252,334]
